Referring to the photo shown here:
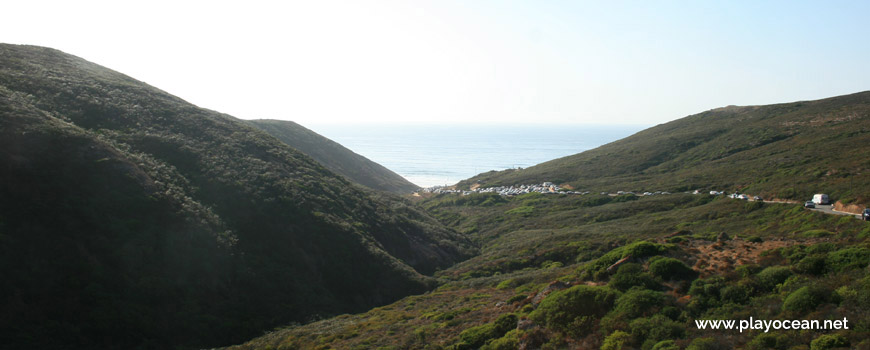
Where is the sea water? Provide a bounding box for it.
[308,123,646,188]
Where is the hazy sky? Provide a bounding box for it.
[3,1,869,125]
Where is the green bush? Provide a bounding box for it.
[666,236,687,244]
[746,236,763,243]
[826,247,870,272]
[687,337,726,350]
[628,315,685,347]
[748,332,790,350]
[624,241,670,259]
[805,242,836,254]
[649,257,696,280]
[496,279,518,290]
[652,340,680,350]
[506,294,527,304]
[756,266,793,291]
[588,241,672,278]
[610,263,661,291]
[687,277,728,314]
[529,285,619,338]
[601,331,632,350]
[480,330,519,350]
[794,255,826,275]
[810,334,849,350]
[612,288,666,318]
[783,286,827,313]
[457,314,517,349]
[736,264,762,278]
[720,284,752,304]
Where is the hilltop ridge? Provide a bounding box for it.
[460,91,870,205]
[247,119,419,193]
[0,43,471,349]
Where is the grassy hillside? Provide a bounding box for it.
[226,93,870,349]
[0,44,472,349]
[460,92,870,205]
[247,119,419,193]
[226,194,870,349]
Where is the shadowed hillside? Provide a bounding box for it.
[247,119,419,193]
[0,44,472,349]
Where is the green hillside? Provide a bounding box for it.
[0,44,472,349]
[247,119,419,193]
[226,93,870,350]
[460,92,870,205]
[227,193,870,349]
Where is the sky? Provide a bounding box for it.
[2,1,869,126]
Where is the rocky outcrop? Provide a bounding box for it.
[834,200,864,214]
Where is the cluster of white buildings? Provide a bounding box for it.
[421,182,673,197]
[421,183,563,196]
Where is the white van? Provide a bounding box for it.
[812,194,829,205]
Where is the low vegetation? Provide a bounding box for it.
[228,192,870,349]
[248,119,419,193]
[458,91,870,207]
[0,44,471,349]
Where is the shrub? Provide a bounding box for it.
[687,277,729,314]
[720,284,752,304]
[601,331,632,350]
[480,330,519,350]
[589,241,671,276]
[628,315,685,346]
[457,314,517,348]
[649,257,696,280]
[756,266,793,291]
[652,340,680,350]
[610,263,661,291]
[783,286,827,313]
[496,279,517,290]
[793,255,826,275]
[529,285,619,338]
[746,236,763,243]
[624,241,670,259]
[667,236,687,244]
[736,264,762,278]
[748,332,790,350]
[659,306,682,321]
[810,334,849,350]
[506,294,527,304]
[825,247,870,272]
[612,288,666,318]
[805,242,836,254]
[687,337,727,350]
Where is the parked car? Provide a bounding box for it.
[753,196,763,201]
[863,208,870,221]
[804,201,816,208]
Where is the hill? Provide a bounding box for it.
[247,119,419,193]
[460,92,870,205]
[226,93,870,349]
[0,44,472,349]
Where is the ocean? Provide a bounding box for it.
[308,123,646,188]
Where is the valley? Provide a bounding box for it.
[1,44,869,350]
